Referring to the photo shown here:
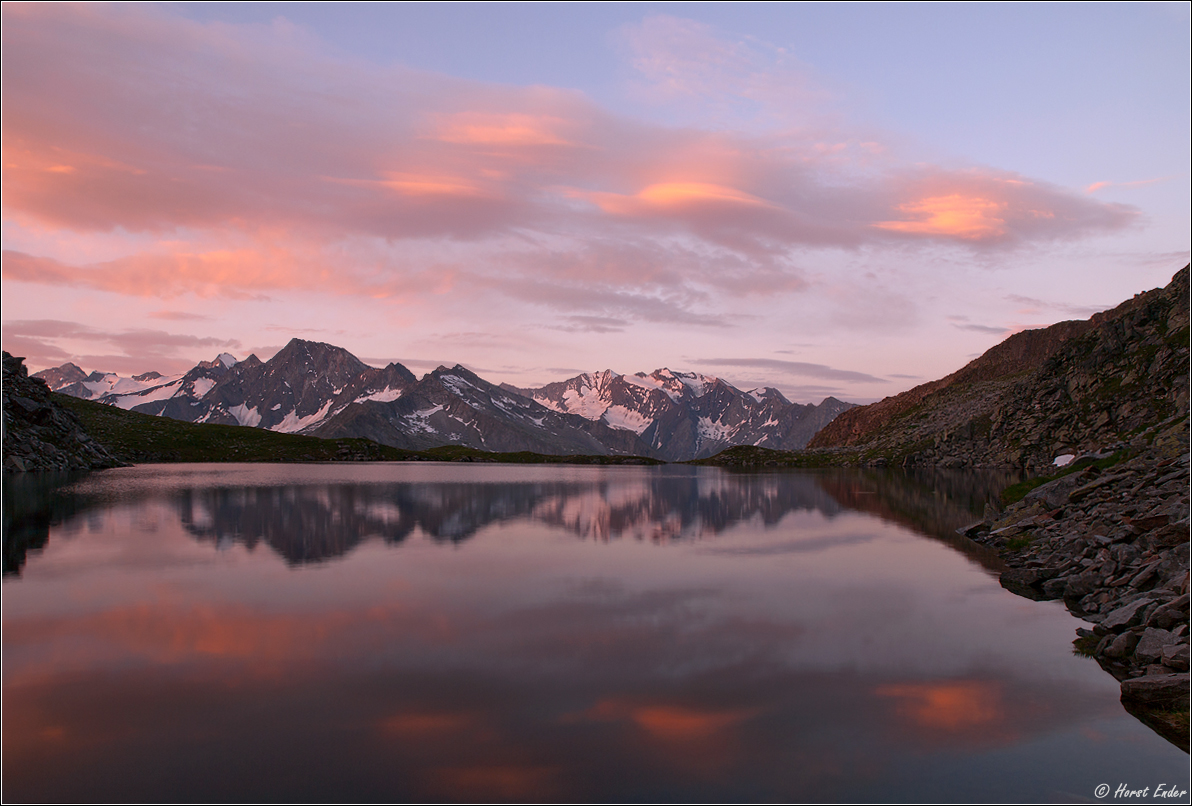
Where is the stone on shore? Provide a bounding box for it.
[1120,673,1190,709]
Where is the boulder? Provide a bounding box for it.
[1135,628,1177,664]
[1162,643,1190,672]
[1064,571,1101,599]
[1148,604,1186,630]
[1101,597,1155,631]
[1023,472,1085,509]
[1105,631,1142,659]
[1120,673,1191,709]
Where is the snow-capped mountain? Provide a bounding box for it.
[316,364,652,455]
[505,369,854,460]
[40,353,240,409]
[37,339,854,459]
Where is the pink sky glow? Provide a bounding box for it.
[2,4,1188,402]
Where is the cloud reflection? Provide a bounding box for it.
[3,467,1170,802]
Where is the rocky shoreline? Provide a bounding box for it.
[960,415,1190,750]
[3,352,124,473]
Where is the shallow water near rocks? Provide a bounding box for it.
[3,463,1188,803]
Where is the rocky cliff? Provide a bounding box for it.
[3,352,123,472]
[810,266,1190,470]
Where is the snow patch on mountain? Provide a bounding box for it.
[81,375,117,396]
[698,416,736,443]
[630,372,681,401]
[619,373,658,393]
[217,353,238,368]
[271,399,335,433]
[491,394,534,419]
[561,386,612,419]
[404,405,444,434]
[532,395,565,413]
[356,387,404,404]
[677,373,715,397]
[108,382,182,409]
[439,374,475,397]
[229,403,262,428]
[602,405,651,434]
[191,378,216,398]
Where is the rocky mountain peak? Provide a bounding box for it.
[748,387,790,404]
[264,339,372,389]
[31,361,88,390]
[634,368,720,402]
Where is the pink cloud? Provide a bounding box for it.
[617,14,829,130]
[873,170,1136,246]
[431,112,581,148]
[2,318,241,374]
[1,3,1139,322]
[585,182,774,215]
[2,248,456,300]
[1085,175,1177,194]
[148,310,214,321]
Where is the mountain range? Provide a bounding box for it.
[34,343,854,461]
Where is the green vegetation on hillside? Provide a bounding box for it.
[420,444,662,464]
[999,450,1128,505]
[57,394,421,463]
[55,394,661,465]
[687,445,854,468]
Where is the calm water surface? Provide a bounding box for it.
[3,463,1188,802]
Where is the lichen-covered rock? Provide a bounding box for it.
[3,352,124,472]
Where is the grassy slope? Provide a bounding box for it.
[56,394,662,465]
[686,445,854,468]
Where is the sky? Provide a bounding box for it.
[2,3,1189,404]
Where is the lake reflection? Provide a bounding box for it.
[3,464,1188,802]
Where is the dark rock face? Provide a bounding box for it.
[3,352,123,472]
[810,266,1190,470]
[186,340,391,431]
[31,361,87,390]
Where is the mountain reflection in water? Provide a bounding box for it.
[3,463,1187,802]
[6,463,1016,570]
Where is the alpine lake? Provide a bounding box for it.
[3,462,1189,803]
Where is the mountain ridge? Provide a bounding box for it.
[809,265,1190,469]
[34,339,855,461]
